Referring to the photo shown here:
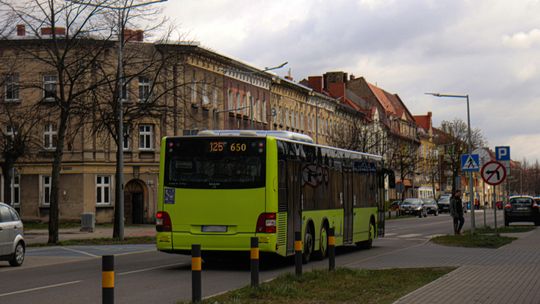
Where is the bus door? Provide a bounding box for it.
[286,159,302,255]
[343,166,354,244]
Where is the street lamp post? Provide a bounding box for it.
[67,0,167,240]
[426,92,476,234]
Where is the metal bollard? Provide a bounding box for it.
[328,228,335,271]
[191,244,202,303]
[295,231,302,276]
[102,255,114,304]
[250,237,259,287]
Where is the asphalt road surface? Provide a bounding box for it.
[0,210,507,304]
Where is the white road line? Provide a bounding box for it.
[400,233,422,238]
[384,233,397,237]
[118,262,187,276]
[60,246,99,258]
[0,281,81,297]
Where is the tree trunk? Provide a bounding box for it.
[48,111,69,245]
[1,161,13,205]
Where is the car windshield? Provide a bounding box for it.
[422,199,435,204]
[404,199,422,205]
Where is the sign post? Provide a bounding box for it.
[461,153,480,233]
[481,160,507,236]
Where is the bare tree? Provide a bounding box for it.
[439,118,486,194]
[0,0,118,244]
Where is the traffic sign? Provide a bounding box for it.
[481,161,507,186]
[495,146,510,161]
[461,154,480,172]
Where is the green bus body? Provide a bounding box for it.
[156,133,384,259]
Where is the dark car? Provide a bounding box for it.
[389,200,402,211]
[400,198,427,218]
[437,195,450,213]
[504,196,540,226]
[0,202,25,266]
[422,198,439,216]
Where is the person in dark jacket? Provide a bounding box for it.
[450,190,465,235]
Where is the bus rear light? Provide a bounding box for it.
[256,213,276,233]
[156,211,172,232]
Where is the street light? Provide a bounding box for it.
[425,92,476,234]
[67,0,167,240]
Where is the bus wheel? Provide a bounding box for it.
[302,226,314,264]
[314,225,328,260]
[357,222,374,249]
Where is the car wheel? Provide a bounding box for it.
[314,224,328,260]
[418,211,422,218]
[302,226,314,264]
[9,241,25,267]
[434,210,438,216]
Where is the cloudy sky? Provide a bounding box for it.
[163,0,540,163]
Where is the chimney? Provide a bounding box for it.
[284,68,293,81]
[428,111,432,118]
[308,76,323,93]
[135,30,144,42]
[41,27,66,36]
[16,24,25,37]
[328,82,346,99]
[350,74,355,81]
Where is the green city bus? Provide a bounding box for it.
[156,130,390,262]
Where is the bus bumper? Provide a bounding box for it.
[156,231,277,253]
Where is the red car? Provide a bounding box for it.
[496,201,504,210]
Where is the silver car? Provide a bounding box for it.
[0,203,25,266]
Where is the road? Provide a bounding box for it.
[0,210,507,304]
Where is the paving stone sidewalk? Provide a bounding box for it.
[347,228,540,304]
[24,225,155,245]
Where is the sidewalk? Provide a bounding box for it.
[347,228,540,304]
[24,225,156,245]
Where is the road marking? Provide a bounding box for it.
[400,234,422,238]
[385,233,397,237]
[60,246,99,258]
[118,262,187,276]
[0,281,81,297]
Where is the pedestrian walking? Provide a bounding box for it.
[450,189,465,235]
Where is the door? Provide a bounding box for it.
[0,205,14,255]
[343,168,354,244]
[286,160,302,255]
[132,192,144,224]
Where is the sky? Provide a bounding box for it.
[162,0,540,163]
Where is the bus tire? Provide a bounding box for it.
[302,225,314,264]
[314,224,328,260]
[357,221,374,249]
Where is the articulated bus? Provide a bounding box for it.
[156,130,391,262]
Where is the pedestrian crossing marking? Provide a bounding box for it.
[461,154,480,172]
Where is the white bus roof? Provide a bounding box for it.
[197,130,314,143]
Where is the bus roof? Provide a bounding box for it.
[197,130,314,143]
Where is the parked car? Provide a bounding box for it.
[0,202,25,266]
[496,201,504,210]
[400,198,427,218]
[422,198,439,216]
[437,196,450,213]
[389,200,402,211]
[504,195,540,226]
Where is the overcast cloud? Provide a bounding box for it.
[164,0,540,163]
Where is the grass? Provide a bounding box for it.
[28,236,156,247]
[185,267,454,304]
[430,225,535,248]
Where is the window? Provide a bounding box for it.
[11,173,20,207]
[213,88,218,108]
[43,123,57,150]
[123,124,130,151]
[6,125,17,141]
[191,82,197,105]
[201,82,210,107]
[139,124,153,150]
[138,76,150,102]
[43,75,57,101]
[5,74,19,101]
[41,175,51,206]
[121,79,129,101]
[96,175,111,205]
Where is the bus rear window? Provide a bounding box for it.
[164,137,266,189]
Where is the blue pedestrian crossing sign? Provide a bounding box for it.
[461,154,480,172]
